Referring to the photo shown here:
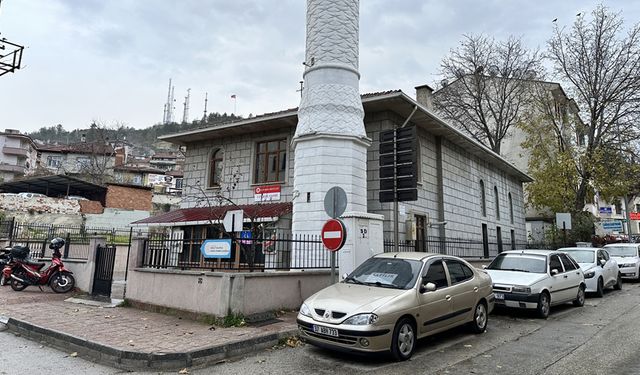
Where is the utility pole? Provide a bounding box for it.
[296,81,304,97]
[203,92,208,120]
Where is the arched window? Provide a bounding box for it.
[208,149,223,187]
[494,186,500,220]
[479,180,486,217]
[508,192,514,224]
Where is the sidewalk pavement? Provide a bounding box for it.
[0,286,300,371]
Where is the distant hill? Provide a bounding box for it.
[29,112,244,153]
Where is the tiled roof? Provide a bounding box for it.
[38,141,115,155]
[132,202,292,225]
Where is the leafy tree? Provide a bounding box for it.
[433,34,544,154]
[546,5,640,211]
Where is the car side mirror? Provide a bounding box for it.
[551,269,559,276]
[482,265,488,269]
[599,259,606,267]
[341,273,348,280]
[420,281,437,293]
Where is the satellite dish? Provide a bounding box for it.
[440,79,449,88]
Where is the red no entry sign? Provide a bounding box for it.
[321,219,347,252]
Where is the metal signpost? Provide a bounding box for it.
[323,187,348,283]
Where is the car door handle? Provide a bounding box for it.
[563,275,568,278]
[576,272,580,275]
[445,295,451,301]
[473,287,478,292]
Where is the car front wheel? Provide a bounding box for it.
[595,277,604,298]
[537,292,550,319]
[573,285,585,307]
[391,318,416,361]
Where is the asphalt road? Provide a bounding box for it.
[1,282,640,374]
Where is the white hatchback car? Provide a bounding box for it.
[604,243,640,280]
[559,247,622,297]
[485,250,585,318]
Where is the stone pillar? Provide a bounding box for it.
[292,0,371,267]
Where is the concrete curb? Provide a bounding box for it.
[5,317,299,370]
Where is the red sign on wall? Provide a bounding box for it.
[630,212,640,220]
[254,185,281,202]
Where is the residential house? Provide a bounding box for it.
[38,141,116,183]
[0,129,38,182]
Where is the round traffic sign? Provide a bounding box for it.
[324,186,347,219]
[321,219,347,252]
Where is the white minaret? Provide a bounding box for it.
[292,0,379,271]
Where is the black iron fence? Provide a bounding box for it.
[384,237,572,258]
[142,232,333,271]
[0,218,139,260]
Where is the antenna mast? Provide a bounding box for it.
[163,78,173,124]
[182,88,191,124]
[203,92,208,120]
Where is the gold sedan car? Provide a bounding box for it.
[297,252,494,360]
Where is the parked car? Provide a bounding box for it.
[604,243,640,281]
[485,250,585,318]
[296,252,494,361]
[559,247,622,297]
[64,195,88,200]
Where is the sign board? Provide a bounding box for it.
[254,185,281,202]
[321,219,347,252]
[630,212,640,220]
[556,213,572,230]
[239,230,253,244]
[602,220,623,232]
[223,209,244,233]
[324,186,347,219]
[200,239,232,258]
[599,206,613,215]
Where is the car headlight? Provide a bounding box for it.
[619,263,634,268]
[511,286,531,294]
[299,303,311,317]
[584,270,596,278]
[343,313,378,325]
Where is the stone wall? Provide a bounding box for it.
[0,195,80,214]
[105,185,152,211]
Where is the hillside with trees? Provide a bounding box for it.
[29,112,244,153]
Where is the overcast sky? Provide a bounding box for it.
[0,0,638,133]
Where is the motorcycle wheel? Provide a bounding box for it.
[10,270,28,291]
[0,273,6,286]
[50,272,75,293]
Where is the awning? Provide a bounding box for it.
[131,202,292,226]
[0,174,107,200]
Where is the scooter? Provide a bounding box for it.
[9,238,76,293]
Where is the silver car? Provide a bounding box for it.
[297,252,494,361]
[485,250,585,318]
[559,247,622,296]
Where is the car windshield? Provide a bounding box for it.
[562,250,594,263]
[606,246,638,257]
[345,257,422,289]
[487,253,547,273]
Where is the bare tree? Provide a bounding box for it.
[433,34,544,154]
[547,5,640,210]
[75,122,128,185]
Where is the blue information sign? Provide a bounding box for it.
[599,207,613,215]
[200,239,232,258]
[601,220,623,232]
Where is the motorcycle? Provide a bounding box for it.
[0,247,12,286]
[9,238,76,293]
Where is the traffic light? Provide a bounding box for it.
[378,125,418,202]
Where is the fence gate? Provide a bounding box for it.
[93,244,116,296]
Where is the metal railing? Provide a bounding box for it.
[0,219,140,260]
[384,237,574,258]
[142,232,333,271]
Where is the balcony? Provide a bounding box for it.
[2,146,28,157]
[0,164,25,174]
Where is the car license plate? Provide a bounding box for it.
[494,293,504,300]
[313,325,339,337]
